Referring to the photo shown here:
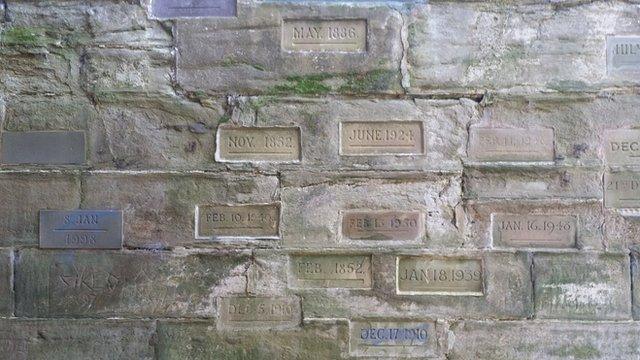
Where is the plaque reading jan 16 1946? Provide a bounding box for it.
[607,36,640,76]
[290,254,372,289]
[215,127,301,163]
[604,172,640,208]
[341,211,423,242]
[604,129,640,166]
[197,204,280,239]
[340,121,424,156]
[468,128,554,162]
[1,131,86,165]
[396,257,484,296]
[150,0,236,19]
[349,321,437,358]
[282,19,367,52]
[218,296,301,329]
[39,210,123,249]
[491,214,576,248]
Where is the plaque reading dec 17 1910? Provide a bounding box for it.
[150,0,236,19]
[39,210,123,249]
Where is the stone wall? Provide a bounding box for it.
[1,0,640,359]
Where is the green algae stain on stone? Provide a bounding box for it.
[268,75,332,96]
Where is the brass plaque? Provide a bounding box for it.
[349,321,436,357]
[218,297,301,329]
[290,254,372,288]
[468,128,554,161]
[340,121,424,155]
[39,210,123,249]
[492,214,576,248]
[396,257,483,295]
[282,19,367,52]
[342,211,423,241]
[197,204,280,238]
[604,129,640,166]
[216,127,301,162]
[607,36,640,75]
[604,172,640,208]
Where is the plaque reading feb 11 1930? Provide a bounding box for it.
[39,210,123,249]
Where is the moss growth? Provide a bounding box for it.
[551,344,601,359]
[268,74,332,96]
[337,69,398,94]
[0,27,46,46]
[220,58,266,72]
[218,114,230,124]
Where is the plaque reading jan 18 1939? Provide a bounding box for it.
[282,19,367,53]
[196,204,280,239]
[215,127,301,163]
[150,0,236,19]
[1,131,86,165]
[396,257,484,296]
[340,121,424,156]
[39,210,123,249]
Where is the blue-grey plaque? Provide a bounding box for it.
[151,0,236,19]
[39,210,123,249]
[1,131,85,165]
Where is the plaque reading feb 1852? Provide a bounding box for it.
[39,210,123,249]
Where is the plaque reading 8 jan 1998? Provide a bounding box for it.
[290,254,372,289]
[282,19,367,52]
[468,128,554,162]
[396,257,484,295]
[340,121,424,156]
[491,214,576,248]
[342,211,423,242]
[216,127,301,163]
[39,210,123,249]
[150,0,236,19]
[197,204,280,239]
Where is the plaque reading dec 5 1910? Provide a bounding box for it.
[39,210,123,249]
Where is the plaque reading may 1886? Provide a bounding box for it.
[607,36,640,75]
[150,0,236,19]
[350,321,437,358]
[468,128,554,162]
[1,131,85,165]
[342,211,423,242]
[340,121,424,156]
[282,20,367,52]
[605,130,640,166]
[39,210,123,249]
[491,214,577,248]
[216,127,301,163]
[604,172,640,208]
[197,204,280,239]
[218,297,301,329]
[290,254,372,289]
[396,257,484,295]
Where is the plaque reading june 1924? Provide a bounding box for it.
[150,0,236,19]
[282,19,367,52]
[1,131,86,165]
[216,127,301,163]
[197,204,280,239]
[39,210,123,249]
[491,214,577,248]
[396,257,484,295]
[340,121,424,156]
[342,211,423,242]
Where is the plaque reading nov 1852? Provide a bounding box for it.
[39,210,123,249]
[1,131,86,165]
[150,0,236,19]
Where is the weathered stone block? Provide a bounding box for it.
[175,4,403,95]
[0,172,81,246]
[533,252,631,320]
[449,320,640,360]
[81,172,279,248]
[0,319,155,360]
[0,249,12,316]
[628,247,640,319]
[155,319,348,360]
[280,171,462,249]
[15,249,250,318]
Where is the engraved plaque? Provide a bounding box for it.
[342,211,423,241]
[468,128,554,161]
[282,19,367,52]
[349,321,436,357]
[150,0,236,19]
[604,129,640,166]
[1,131,85,165]
[290,254,372,288]
[491,214,576,248]
[197,204,280,238]
[218,297,301,329]
[216,127,301,163]
[396,257,483,295]
[340,121,424,156]
[39,210,123,249]
[607,36,640,75]
[604,172,640,208]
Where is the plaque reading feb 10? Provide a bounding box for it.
[39,210,123,249]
